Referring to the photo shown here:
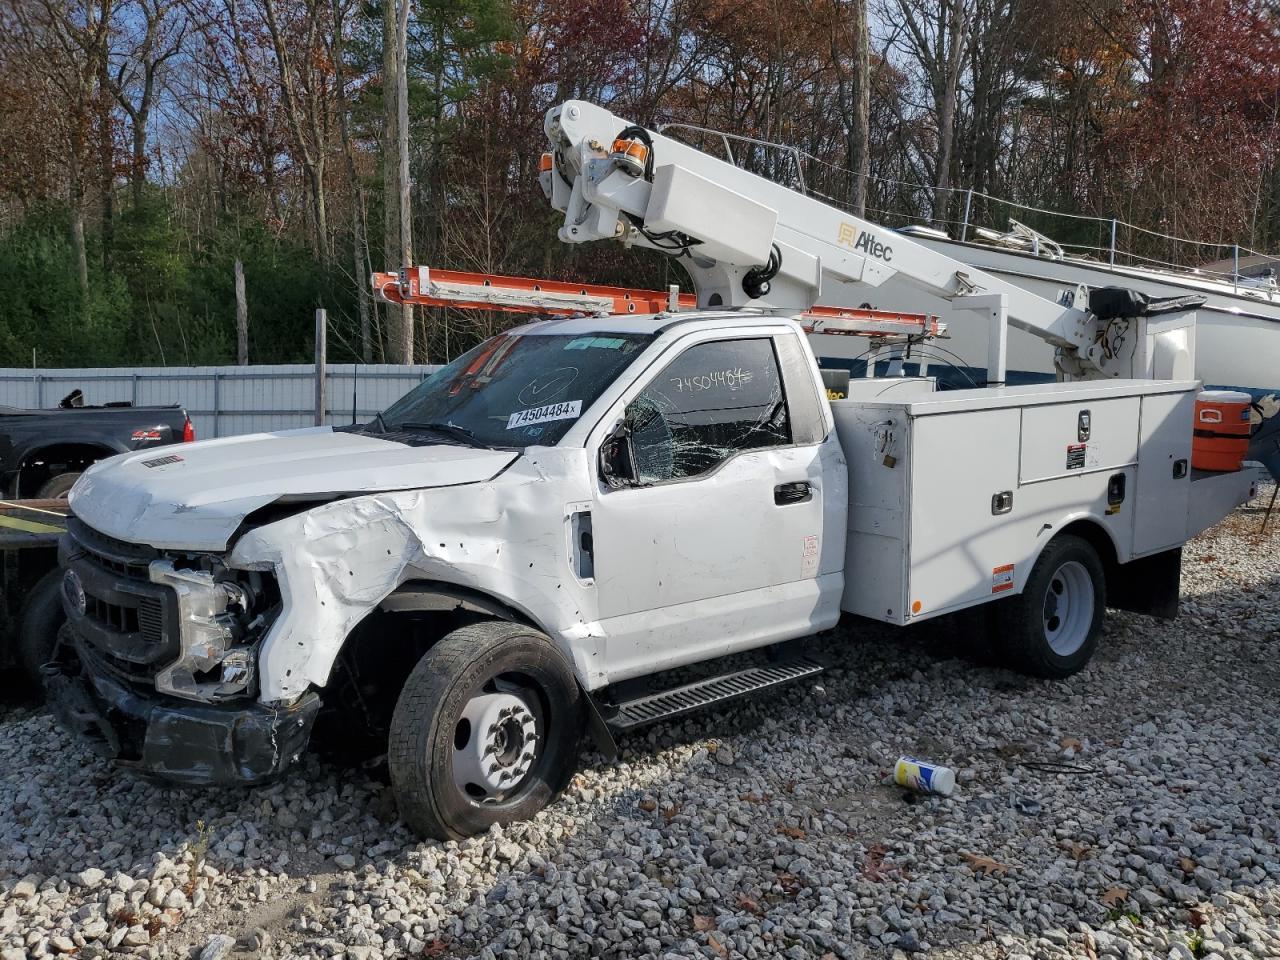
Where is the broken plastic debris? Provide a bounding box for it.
[1012,795,1043,816]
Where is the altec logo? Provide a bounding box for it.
[837,222,893,262]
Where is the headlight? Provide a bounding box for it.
[216,646,255,689]
[149,559,274,702]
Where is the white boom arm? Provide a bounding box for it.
[541,100,1196,382]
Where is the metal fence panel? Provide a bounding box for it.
[0,365,439,438]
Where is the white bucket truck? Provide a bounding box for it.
[47,101,1259,839]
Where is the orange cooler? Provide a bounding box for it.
[1192,390,1252,472]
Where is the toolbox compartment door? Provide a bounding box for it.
[1133,391,1194,555]
[1018,397,1140,484]
[907,408,1021,618]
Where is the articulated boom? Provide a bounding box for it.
[540,100,1197,383]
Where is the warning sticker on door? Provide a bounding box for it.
[507,400,582,430]
[991,563,1015,593]
[1065,443,1086,470]
[802,535,820,576]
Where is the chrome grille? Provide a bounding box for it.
[64,518,176,678]
[68,519,156,579]
[83,593,140,634]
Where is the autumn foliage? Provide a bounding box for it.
[0,0,1278,366]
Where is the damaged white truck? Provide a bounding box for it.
[46,101,1260,839]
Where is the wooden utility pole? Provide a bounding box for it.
[850,0,870,218]
[314,308,327,426]
[234,259,249,365]
[382,0,398,284]
[381,0,413,363]
[395,0,415,363]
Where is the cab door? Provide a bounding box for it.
[588,331,840,683]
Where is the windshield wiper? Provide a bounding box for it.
[398,421,489,448]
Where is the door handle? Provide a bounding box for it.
[774,481,811,505]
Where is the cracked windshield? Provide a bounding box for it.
[378,331,654,448]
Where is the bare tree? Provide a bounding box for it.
[259,0,333,261]
[184,0,289,226]
[109,0,188,208]
[21,0,116,297]
[825,0,872,215]
[885,0,976,224]
[957,0,1023,221]
[330,0,372,361]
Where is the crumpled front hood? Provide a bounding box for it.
[68,427,519,551]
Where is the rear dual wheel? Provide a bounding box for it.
[388,621,582,840]
[995,535,1106,679]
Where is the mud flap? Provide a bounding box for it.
[578,681,618,761]
[1110,547,1181,620]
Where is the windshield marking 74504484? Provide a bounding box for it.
[506,400,583,430]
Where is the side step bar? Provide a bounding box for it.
[601,657,825,734]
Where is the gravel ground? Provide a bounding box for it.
[2,488,1277,960]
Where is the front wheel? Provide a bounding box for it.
[388,621,582,840]
[994,535,1106,679]
[18,568,67,685]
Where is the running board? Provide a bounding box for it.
[602,657,825,733]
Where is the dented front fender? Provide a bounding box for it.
[228,448,606,702]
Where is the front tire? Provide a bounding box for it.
[994,535,1105,679]
[388,621,582,840]
[18,568,67,685]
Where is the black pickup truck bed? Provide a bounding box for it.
[1,401,192,499]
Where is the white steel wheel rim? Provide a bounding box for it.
[451,688,539,804]
[1042,560,1094,656]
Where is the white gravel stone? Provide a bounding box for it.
[197,933,235,960]
[73,868,104,889]
[0,492,1276,960]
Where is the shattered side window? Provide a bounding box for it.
[627,338,790,484]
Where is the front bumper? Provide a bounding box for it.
[45,628,319,787]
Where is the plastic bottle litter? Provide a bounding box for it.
[893,756,956,797]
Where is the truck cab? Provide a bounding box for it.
[47,314,845,832]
